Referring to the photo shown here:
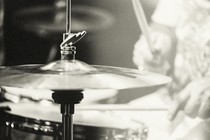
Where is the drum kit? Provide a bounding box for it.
[0,102,149,140]
[0,0,171,140]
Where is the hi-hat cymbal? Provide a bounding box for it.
[0,60,171,90]
[14,5,114,37]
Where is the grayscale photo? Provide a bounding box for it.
[0,0,210,140]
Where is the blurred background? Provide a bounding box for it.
[2,0,158,68]
[2,1,208,140]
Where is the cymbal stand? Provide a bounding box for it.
[52,0,86,139]
[52,90,84,140]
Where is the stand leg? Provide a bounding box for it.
[61,104,74,140]
[52,90,83,140]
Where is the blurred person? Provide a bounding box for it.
[133,0,210,121]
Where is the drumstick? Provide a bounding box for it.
[76,104,167,111]
[131,0,156,55]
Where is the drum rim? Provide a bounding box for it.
[0,102,148,139]
[0,110,60,136]
[0,110,140,139]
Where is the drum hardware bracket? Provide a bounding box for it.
[52,90,84,140]
[60,0,86,61]
[60,31,86,47]
[59,31,86,61]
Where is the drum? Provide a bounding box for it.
[0,102,148,140]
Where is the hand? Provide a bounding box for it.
[168,78,210,121]
[133,30,172,74]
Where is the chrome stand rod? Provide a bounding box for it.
[66,0,71,33]
[61,104,74,140]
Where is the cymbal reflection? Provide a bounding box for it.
[14,5,115,37]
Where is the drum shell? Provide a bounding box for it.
[0,104,148,140]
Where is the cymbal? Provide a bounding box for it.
[14,5,114,37]
[1,86,117,103]
[0,60,171,90]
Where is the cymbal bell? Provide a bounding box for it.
[14,5,114,37]
[0,60,171,90]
